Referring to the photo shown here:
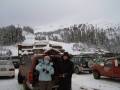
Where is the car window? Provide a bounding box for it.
[0,61,12,65]
[85,58,89,62]
[0,61,7,65]
[117,58,120,66]
[74,58,76,62]
[7,61,13,65]
[81,58,87,63]
[71,57,76,62]
[78,58,81,62]
[76,57,78,61]
[104,60,113,67]
[77,57,80,62]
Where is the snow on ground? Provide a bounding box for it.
[72,74,120,90]
[0,70,120,90]
[0,69,24,90]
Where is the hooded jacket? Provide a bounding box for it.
[35,59,54,81]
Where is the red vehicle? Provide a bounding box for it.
[17,43,64,90]
[92,57,120,79]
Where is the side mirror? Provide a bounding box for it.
[115,60,118,67]
[100,63,104,66]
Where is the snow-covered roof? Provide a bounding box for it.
[34,40,48,45]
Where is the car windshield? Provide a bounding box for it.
[0,61,12,65]
[117,58,120,64]
[0,56,11,60]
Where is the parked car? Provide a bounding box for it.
[92,57,120,79]
[0,56,20,68]
[18,53,61,90]
[71,55,94,74]
[18,54,40,89]
[0,60,15,78]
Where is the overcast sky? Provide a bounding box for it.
[0,0,120,27]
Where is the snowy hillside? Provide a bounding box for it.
[35,24,120,53]
[8,25,111,56]
[2,30,35,56]
[35,24,120,41]
[49,41,106,55]
[105,26,120,40]
[3,23,120,56]
[34,24,72,33]
[22,30,35,45]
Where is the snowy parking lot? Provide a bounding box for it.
[72,73,120,90]
[0,70,120,90]
[0,69,24,90]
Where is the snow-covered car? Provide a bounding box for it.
[0,60,15,78]
[71,55,94,74]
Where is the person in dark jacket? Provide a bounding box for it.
[50,54,63,90]
[59,52,74,90]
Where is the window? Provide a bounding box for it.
[104,60,113,67]
[78,58,81,62]
[117,58,120,66]
[0,61,12,65]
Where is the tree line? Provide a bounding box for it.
[0,25,34,45]
[35,24,120,53]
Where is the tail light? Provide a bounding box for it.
[9,68,15,71]
[28,71,33,83]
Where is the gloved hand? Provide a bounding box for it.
[46,70,49,74]
[43,68,46,72]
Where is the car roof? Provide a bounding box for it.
[0,60,11,62]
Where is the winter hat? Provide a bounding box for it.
[63,52,70,58]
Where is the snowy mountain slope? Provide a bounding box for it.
[34,24,72,33]
[105,26,120,40]
[22,30,35,45]
[10,25,110,56]
[48,41,108,55]
[1,30,35,56]
[4,23,120,56]
[35,24,120,53]
[35,24,120,40]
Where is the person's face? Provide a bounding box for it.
[44,56,50,61]
[63,55,68,60]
